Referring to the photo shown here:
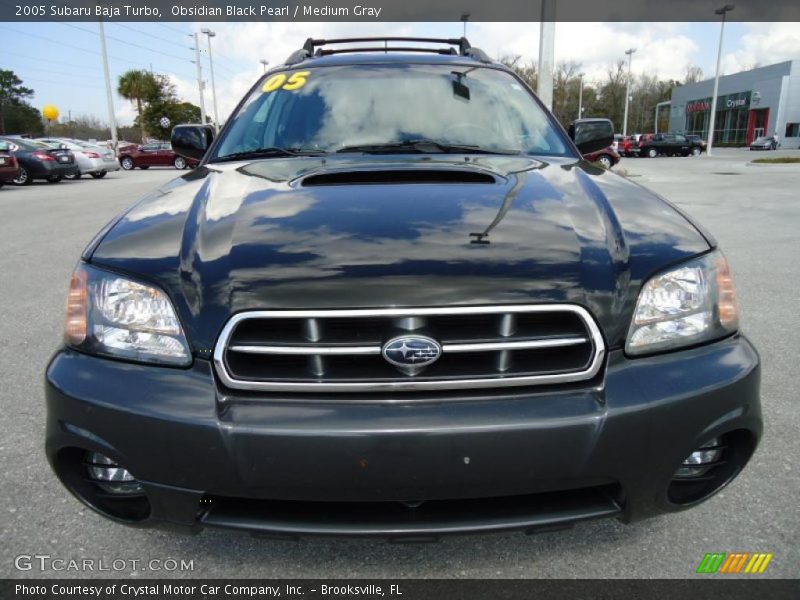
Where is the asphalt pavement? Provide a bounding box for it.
[0,151,798,579]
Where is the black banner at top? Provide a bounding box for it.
[2,0,800,22]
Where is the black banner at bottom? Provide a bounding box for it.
[3,579,800,600]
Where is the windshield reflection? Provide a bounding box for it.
[215,65,569,160]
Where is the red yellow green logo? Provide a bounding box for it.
[696,552,773,574]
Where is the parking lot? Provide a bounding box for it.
[0,150,798,579]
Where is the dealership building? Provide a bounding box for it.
[667,60,800,148]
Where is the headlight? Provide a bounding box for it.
[64,264,191,366]
[626,251,738,355]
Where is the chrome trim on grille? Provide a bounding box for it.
[229,345,382,356]
[229,336,587,356]
[441,337,587,353]
[213,304,606,392]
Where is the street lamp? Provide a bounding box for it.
[707,4,734,156]
[577,73,585,120]
[190,33,207,127]
[260,59,269,73]
[201,28,220,133]
[460,12,470,37]
[622,48,636,137]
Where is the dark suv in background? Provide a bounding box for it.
[633,133,705,158]
[45,37,761,539]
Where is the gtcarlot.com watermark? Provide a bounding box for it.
[14,554,195,572]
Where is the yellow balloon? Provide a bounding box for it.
[42,104,59,121]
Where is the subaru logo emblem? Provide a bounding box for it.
[382,335,442,369]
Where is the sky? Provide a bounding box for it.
[1,21,799,131]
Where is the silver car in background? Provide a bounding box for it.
[36,138,120,179]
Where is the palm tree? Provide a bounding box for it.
[117,70,159,142]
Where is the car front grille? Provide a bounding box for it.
[213,305,606,392]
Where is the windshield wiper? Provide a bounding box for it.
[214,147,324,162]
[335,139,521,155]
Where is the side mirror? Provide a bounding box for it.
[569,118,614,155]
[171,124,215,161]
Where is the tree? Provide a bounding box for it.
[3,101,43,136]
[595,60,628,133]
[0,70,34,134]
[50,114,110,141]
[141,101,201,140]
[684,64,704,84]
[117,69,160,142]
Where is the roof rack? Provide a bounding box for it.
[284,37,493,66]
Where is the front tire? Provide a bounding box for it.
[13,167,30,185]
[597,155,613,169]
[90,171,107,179]
[691,147,701,156]
[647,148,658,158]
[120,157,135,170]
[173,156,186,170]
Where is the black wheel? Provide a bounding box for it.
[647,148,658,158]
[46,175,63,183]
[66,172,81,180]
[120,157,135,170]
[597,155,613,169]
[140,165,150,170]
[13,167,30,185]
[691,147,701,156]
[90,171,107,179]
[173,156,186,170]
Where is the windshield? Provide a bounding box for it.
[212,64,570,161]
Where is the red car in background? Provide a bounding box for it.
[583,145,620,169]
[0,141,20,188]
[117,142,198,170]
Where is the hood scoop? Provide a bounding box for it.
[301,169,496,186]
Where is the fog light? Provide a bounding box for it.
[674,438,722,478]
[86,452,143,495]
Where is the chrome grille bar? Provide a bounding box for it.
[229,336,587,355]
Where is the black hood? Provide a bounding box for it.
[88,155,711,352]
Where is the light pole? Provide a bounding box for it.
[707,4,734,156]
[537,0,555,111]
[201,28,220,133]
[460,12,470,37]
[191,33,207,126]
[97,20,118,152]
[622,48,636,136]
[577,73,584,120]
[260,59,269,73]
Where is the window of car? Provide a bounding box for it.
[675,135,687,143]
[140,143,159,151]
[213,64,570,160]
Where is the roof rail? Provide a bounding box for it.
[284,37,493,65]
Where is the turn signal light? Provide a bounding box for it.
[64,268,88,344]
[716,255,738,329]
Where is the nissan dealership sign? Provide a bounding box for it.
[686,91,752,114]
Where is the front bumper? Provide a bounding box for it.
[45,335,761,538]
